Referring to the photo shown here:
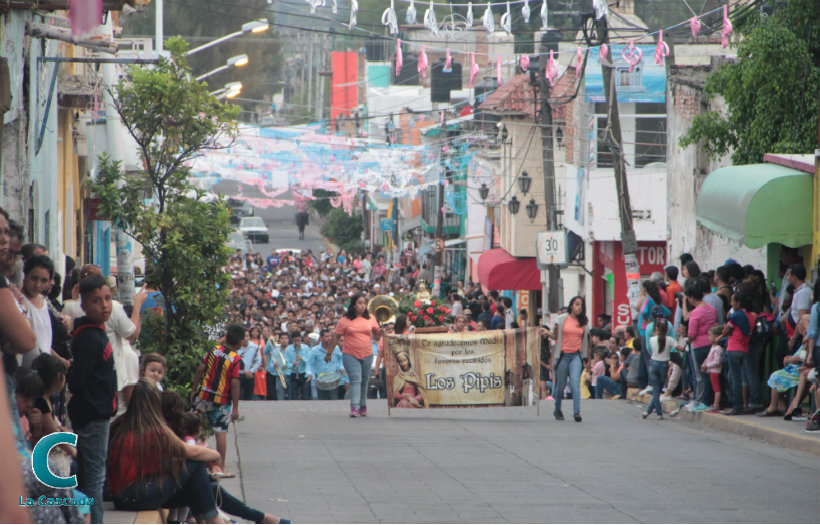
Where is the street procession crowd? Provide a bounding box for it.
[2,200,820,523]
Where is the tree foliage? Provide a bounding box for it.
[320,208,364,254]
[308,189,338,217]
[679,0,819,164]
[87,37,240,394]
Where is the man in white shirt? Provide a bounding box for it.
[788,264,811,328]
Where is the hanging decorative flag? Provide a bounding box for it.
[69,0,102,37]
[331,0,337,15]
[599,43,609,62]
[521,0,531,24]
[406,0,417,24]
[621,39,642,72]
[520,54,530,72]
[466,2,474,27]
[444,48,453,73]
[396,39,403,76]
[592,0,608,20]
[690,16,701,37]
[496,54,502,86]
[470,52,480,88]
[348,0,358,29]
[654,30,669,66]
[545,50,558,86]
[482,2,495,34]
[540,0,549,30]
[721,4,732,48]
[418,45,429,78]
[305,0,320,15]
[500,1,512,35]
[424,1,439,35]
[382,0,398,34]
[576,46,583,72]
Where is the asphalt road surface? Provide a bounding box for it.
[215,400,818,524]
[214,180,326,255]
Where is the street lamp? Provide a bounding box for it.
[526,199,538,221]
[517,170,532,195]
[196,54,249,81]
[186,19,270,56]
[210,81,242,99]
[479,183,489,201]
[508,195,520,215]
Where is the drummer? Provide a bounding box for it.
[306,330,345,400]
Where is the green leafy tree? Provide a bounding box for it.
[679,0,819,164]
[87,37,240,394]
[308,189,338,217]
[321,207,364,254]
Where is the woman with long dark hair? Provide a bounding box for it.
[333,294,383,417]
[542,296,589,422]
[643,315,676,420]
[108,379,287,523]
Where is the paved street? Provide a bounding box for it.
[217,400,819,524]
[214,180,326,254]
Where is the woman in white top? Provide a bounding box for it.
[643,316,677,420]
[20,255,56,369]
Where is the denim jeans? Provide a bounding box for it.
[114,460,264,523]
[310,377,318,400]
[646,360,669,416]
[76,418,110,524]
[553,352,582,415]
[727,351,747,411]
[595,375,621,398]
[637,335,650,389]
[342,353,373,409]
[744,340,764,407]
[691,345,712,405]
[273,373,287,400]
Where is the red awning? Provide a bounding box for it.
[477,248,541,291]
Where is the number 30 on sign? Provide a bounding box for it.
[536,231,568,269]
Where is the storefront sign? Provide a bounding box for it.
[385,329,539,408]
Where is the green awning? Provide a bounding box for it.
[695,163,813,249]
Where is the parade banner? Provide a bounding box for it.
[385,328,539,409]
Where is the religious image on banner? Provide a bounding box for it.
[385,328,539,409]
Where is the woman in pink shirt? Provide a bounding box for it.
[542,296,590,422]
[680,280,718,411]
[334,294,383,417]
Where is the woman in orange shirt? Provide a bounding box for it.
[334,294,384,417]
[542,296,590,422]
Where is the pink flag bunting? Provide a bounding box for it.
[496,54,502,87]
[545,50,558,86]
[520,54,530,72]
[621,39,642,73]
[654,30,669,66]
[470,52,480,88]
[576,46,583,72]
[396,39,403,76]
[418,45,429,78]
[690,16,701,38]
[599,44,609,62]
[444,48,453,73]
[69,0,102,37]
[721,4,732,48]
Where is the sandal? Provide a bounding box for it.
[209,471,236,480]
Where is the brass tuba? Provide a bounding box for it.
[367,295,398,326]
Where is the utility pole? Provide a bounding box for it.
[433,111,446,297]
[539,34,561,314]
[597,14,640,311]
[307,37,315,114]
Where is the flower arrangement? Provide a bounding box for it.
[397,294,453,328]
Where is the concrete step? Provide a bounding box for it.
[103,501,165,524]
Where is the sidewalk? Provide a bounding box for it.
[627,390,820,456]
[103,502,164,524]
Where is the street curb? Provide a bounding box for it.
[134,510,166,523]
[681,410,820,456]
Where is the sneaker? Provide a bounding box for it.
[660,395,673,402]
[723,408,743,416]
[573,413,582,422]
[359,406,367,417]
[638,386,653,396]
[349,407,359,418]
[657,414,664,420]
[642,411,649,419]
[692,402,710,412]
[705,405,720,412]
[684,401,698,411]
[553,409,564,421]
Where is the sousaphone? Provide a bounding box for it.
[367,295,398,326]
